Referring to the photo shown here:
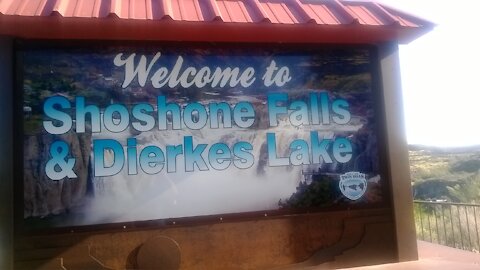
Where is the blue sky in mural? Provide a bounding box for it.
[379,0,480,147]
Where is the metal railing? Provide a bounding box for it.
[414,200,480,252]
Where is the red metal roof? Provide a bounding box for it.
[0,0,433,44]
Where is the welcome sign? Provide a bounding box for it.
[21,44,387,229]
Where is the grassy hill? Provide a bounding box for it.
[408,145,480,203]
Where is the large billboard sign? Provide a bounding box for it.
[20,44,388,229]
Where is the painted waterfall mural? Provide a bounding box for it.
[21,45,387,228]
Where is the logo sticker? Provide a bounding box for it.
[339,172,367,200]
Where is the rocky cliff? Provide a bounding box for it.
[23,131,92,218]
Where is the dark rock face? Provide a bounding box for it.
[256,142,268,175]
[350,111,379,174]
[23,131,92,218]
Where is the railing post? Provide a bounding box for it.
[474,206,480,251]
[433,205,440,244]
[441,205,448,246]
[418,203,425,240]
[457,206,465,249]
[449,206,456,248]
[465,206,472,250]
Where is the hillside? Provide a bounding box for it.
[409,145,480,203]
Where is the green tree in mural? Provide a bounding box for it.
[279,175,339,209]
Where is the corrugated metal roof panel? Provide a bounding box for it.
[258,0,300,24]
[298,1,350,25]
[0,0,434,44]
[215,0,269,23]
[0,0,428,25]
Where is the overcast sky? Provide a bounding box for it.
[377,0,480,147]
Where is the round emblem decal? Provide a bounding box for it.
[339,172,367,200]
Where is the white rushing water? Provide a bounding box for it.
[84,110,363,225]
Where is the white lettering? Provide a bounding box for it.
[114,53,259,89]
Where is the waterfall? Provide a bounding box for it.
[82,116,364,225]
